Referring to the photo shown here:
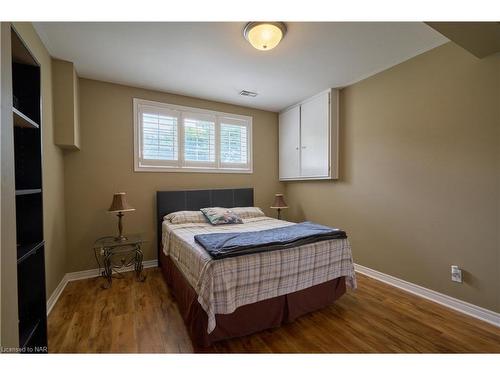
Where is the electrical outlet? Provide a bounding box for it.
[451,265,462,283]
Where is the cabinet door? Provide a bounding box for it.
[300,91,329,177]
[279,105,300,179]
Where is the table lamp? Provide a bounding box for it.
[271,193,288,220]
[108,192,135,241]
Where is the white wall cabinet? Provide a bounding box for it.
[279,89,338,181]
[278,105,301,179]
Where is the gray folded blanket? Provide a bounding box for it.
[194,221,347,259]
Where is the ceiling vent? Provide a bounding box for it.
[239,90,258,97]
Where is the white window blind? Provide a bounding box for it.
[220,118,249,169]
[134,99,252,173]
[142,112,178,161]
[183,113,216,166]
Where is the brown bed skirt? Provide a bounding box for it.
[159,250,346,347]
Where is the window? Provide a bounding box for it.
[142,112,178,162]
[220,118,249,168]
[134,99,252,173]
[183,113,216,166]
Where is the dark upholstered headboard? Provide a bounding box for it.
[156,188,254,265]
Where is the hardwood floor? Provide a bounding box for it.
[47,268,500,353]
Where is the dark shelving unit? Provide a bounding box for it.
[11,27,48,353]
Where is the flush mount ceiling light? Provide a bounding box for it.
[243,22,287,51]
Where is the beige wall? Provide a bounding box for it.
[426,22,500,58]
[12,23,68,298]
[64,78,283,272]
[286,43,500,312]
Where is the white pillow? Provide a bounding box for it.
[229,207,265,219]
[164,211,207,224]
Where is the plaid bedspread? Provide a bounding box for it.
[162,217,356,333]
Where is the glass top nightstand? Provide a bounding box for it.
[94,234,145,249]
[93,234,147,288]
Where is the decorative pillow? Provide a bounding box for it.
[164,211,207,224]
[200,207,243,225]
[230,207,265,219]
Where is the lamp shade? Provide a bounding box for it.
[270,193,288,209]
[108,192,135,212]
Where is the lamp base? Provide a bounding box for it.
[115,211,127,242]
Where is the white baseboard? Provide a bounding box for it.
[46,274,70,316]
[354,263,500,328]
[46,259,158,315]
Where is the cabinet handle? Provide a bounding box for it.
[301,146,306,149]
[295,147,299,150]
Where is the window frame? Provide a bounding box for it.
[133,98,253,173]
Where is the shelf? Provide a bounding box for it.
[19,318,41,349]
[17,240,44,263]
[13,107,39,129]
[16,189,42,196]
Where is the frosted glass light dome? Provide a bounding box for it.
[243,22,287,51]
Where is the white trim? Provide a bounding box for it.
[133,98,253,174]
[134,98,253,121]
[133,165,253,174]
[46,274,69,316]
[354,263,500,328]
[46,259,158,316]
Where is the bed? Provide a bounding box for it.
[157,188,356,347]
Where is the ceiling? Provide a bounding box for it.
[34,22,447,112]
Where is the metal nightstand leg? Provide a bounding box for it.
[135,245,146,282]
[103,252,113,289]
